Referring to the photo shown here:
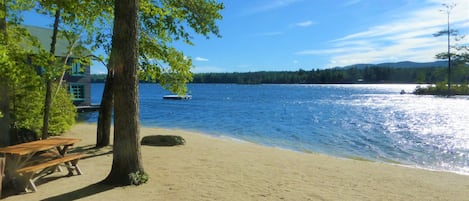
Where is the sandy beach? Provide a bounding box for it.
[3,123,469,201]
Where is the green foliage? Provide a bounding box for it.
[1,23,43,132]
[85,0,224,96]
[128,171,149,186]
[30,0,112,137]
[48,83,76,135]
[0,19,76,136]
[413,82,469,96]
[191,66,469,84]
[432,3,468,95]
[7,69,76,135]
[9,71,44,132]
[413,82,449,96]
[138,0,224,95]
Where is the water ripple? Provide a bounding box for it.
[85,84,469,175]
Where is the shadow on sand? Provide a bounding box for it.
[40,182,115,201]
[39,144,115,200]
[1,144,113,199]
[68,144,113,160]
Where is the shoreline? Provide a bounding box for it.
[5,123,469,200]
[145,123,469,177]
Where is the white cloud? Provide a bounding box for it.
[195,57,209,62]
[297,0,469,68]
[295,20,314,27]
[296,45,375,55]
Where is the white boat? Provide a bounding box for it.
[163,95,192,100]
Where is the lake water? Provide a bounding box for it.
[83,83,469,175]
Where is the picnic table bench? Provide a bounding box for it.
[0,137,85,192]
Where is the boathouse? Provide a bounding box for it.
[25,25,92,107]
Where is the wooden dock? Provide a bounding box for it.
[76,105,101,113]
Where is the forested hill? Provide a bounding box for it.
[192,63,468,84]
[342,61,447,69]
[91,63,469,84]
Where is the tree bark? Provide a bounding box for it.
[96,68,114,148]
[42,9,61,139]
[0,77,10,147]
[0,0,11,147]
[0,81,9,147]
[103,0,144,185]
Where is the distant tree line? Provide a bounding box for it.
[192,65,469,84]
[91,74,107,82]
[91,65,469,84]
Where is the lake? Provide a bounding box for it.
[82,83,469,175]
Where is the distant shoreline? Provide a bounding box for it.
[91,63,469,85]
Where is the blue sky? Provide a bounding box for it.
[24,0,469,74]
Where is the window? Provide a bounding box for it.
[70,84,85,101]
[71,60,85,76]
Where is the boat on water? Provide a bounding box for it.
[163,94,192,100]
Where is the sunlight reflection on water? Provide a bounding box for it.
[87,83,469,174]
[340,93,469,174]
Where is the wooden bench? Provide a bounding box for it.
[16,154,85,192]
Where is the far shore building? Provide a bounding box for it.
[25,25,92,107]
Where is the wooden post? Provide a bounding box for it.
[0,157,5,198]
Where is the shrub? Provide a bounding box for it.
[128,171,149,185]
[10,79,76,135]
[48,84,76,135]
[413,82,469,96]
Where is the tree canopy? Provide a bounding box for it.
[95,0,224,147]
[0,1,81,145]
[138,0,223,94]
[97,0,224,185]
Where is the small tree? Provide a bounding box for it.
[433,3,456,96]
[427,3,469,96]
[36,0,113,138]
[0,1,86,145]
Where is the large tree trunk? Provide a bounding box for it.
[0,82,9,147]
[0,81,9,147]
[104,0,144,185]
[96,68,114,148]
[42,9,61,139]
[0,0,10,147]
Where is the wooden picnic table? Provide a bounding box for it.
[0,137,83,192]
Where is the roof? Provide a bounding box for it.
[24,25,90,57]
